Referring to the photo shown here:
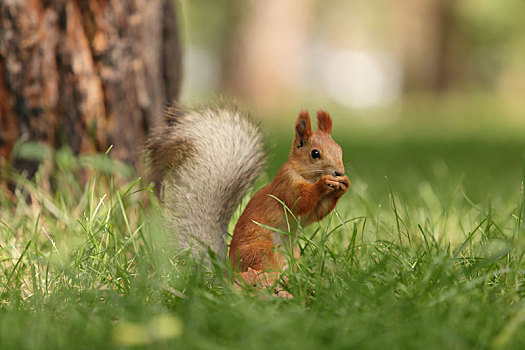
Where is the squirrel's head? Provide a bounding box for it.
[290,110,345,182]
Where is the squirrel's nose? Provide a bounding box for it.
[334,170,343,177]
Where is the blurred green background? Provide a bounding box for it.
[177,0,525,204]
[1,3,525,348]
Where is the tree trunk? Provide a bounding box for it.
[388,0,462,92]
[224,0,314,107]
[0,0,182,174]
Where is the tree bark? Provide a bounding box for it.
[0,0,182,173]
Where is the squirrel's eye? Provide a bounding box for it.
[311,149,321,159]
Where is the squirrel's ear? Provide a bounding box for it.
[316,110,333,134]
[294,110,312,148]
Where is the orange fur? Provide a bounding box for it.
[229,110,349,277]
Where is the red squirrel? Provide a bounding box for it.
[230,109,349,273]
[147,103,349,295]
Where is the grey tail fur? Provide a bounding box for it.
[146,102,266,258]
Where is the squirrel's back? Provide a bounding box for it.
[146,103,266,258]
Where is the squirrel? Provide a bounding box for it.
[146,102,349,292]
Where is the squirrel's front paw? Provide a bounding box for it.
[320,175,341,192]
[320,175,350,191]
[336,175,350,191]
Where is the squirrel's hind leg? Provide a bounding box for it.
[235,268,292,299]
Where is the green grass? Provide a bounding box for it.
[1,126,525,349]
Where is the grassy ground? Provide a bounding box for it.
[1,115,525,349]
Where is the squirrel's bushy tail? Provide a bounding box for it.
[146,103,266,258]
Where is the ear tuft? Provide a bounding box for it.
[294,110,312,148]
[316,110,333,134]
